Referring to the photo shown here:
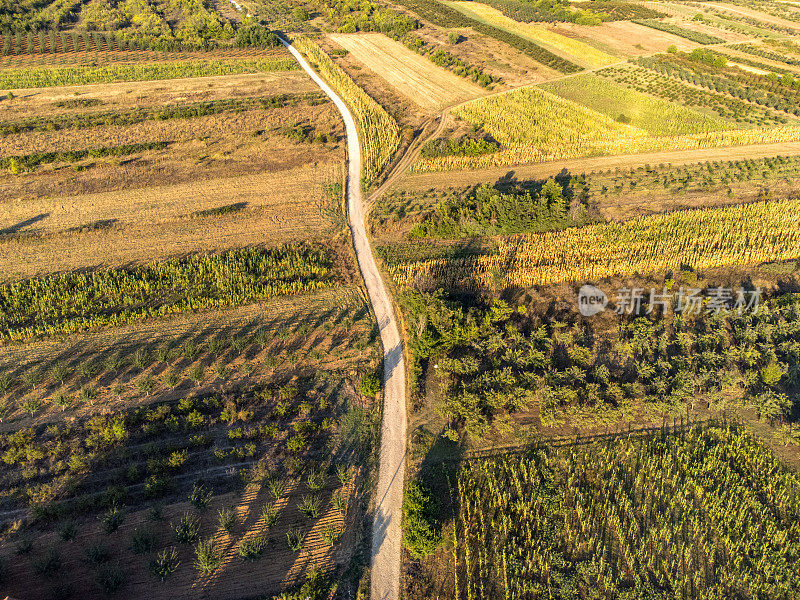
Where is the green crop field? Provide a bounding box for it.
[540,74,734,135]
[448,425,800,598]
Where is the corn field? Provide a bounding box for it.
[294,37,400,186]
[0,57,297,89]
[451,424,800,599]
[390,197,800,290]
[0,245,337,340]
[413,86,800,172]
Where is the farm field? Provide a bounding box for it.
[294,37,400,187]
[5,0,800,599]
[540,74,732,135]
[550,20,700,56]
[0,285,381,599]
[388,196,800,289]
[409,425,800,599]
[443,1,621,67]
[374,154,800,243]
[327,33,485,112]
[413,82,800,171]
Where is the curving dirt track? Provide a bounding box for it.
[283,40,407,600]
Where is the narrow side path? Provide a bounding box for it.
[282,40,407,600]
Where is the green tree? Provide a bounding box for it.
[402,482,441,559]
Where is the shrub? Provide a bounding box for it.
[85,544,110,566]
[49,363,71,383]
[358,373,381,397]
[101,507,125,533]
[322,524,340,545]
[333,492,349,515]
[336,464,352,486]
[194,538,222,572]
[33,548,61,576]
[402,482,441,559]
[189,482,213,510]
[236,534,268,560]
[149,547,179,581]
[306,469,326,492]
[162,369,180,387]
[218,508,237,533]
[298,495,322,519]
[260,504,280,528]
[188,365,205,385]
[16,538,32,554]
[58,521,77,541]
[130,528,157,554]
[96,566,126,594]
[286,527,304,551]
[269,478,286,499]
[132,348,151,369]
[174,512,200,543]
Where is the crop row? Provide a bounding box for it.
[390,0,582,73]
[452,425,800,597]
[637,54,800,116]
[0,245,338,340]
[631,19,725,44]
[390,197,800,289]
[730,42,800,67]
[1,141,169,174]
[0,92,326,137]
[294,37,399,186]
[1,377,342,510]
[0,56,298,89]
[597,65,786,125]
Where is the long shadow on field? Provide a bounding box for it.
[0,212,49,235]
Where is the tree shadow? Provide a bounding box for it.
[0,213,49,236]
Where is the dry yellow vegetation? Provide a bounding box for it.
[0,163,342,281]
[414,86,800,171]
[328,33,485,112]
[389,197,800,289]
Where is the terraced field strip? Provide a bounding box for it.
[328,33,485,112]
[389,197,800,290]
[0,164,342,281]
[551,21,699,57]
[712,2,800,31]
[540,74,733,135]
[443,1,620,68]
[413,86,800,171]
[399,140,800,191]
[0,56,298,89]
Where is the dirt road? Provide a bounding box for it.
[283,40,407,600]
